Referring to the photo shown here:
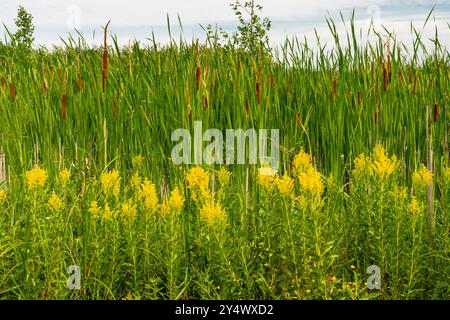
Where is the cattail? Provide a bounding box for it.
[434,102,438,122]
[204,97,208,109]
[268,74,274,87]
[9,81,15,101]
[332,78,337,100]
[296,112,301,126]
[399,70,404,84]
[43,79,48,95]
[77,72,82,90]
[61,92,67,120]
[102,20,111,93]
[383,66,387,92]
[413,76,417,94]
[357,91,361,106]
[195,66,201,90]
[1,80,5,92]
[113,96,117,117]
[256,82,261,105]
[287,79,291,94]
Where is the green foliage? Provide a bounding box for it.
[13,6,35,49]
[229,0,271,52]
[204,0,271,53]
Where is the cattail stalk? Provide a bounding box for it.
[102,20,111,93]
[61,92,67,120]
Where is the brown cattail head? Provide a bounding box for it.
[268,74,274,88]
[102,20,111,93]
[61,92,67,120]
[295,112,301,126]
[9,82,15,101]
[357,91,361,106]
[43,79,48,95]
[1,79,6,92]
[256,81,261,105]
[383,66,387,92]
[434,103,438,122]
[287,79,291,94]
[195,66,201,90]
[113,96,117,117]
[204,97,208,109]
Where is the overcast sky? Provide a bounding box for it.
[1,0,449,51]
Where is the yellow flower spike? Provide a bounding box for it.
[58,169,70,185]
[88,201,101,216]
[412,164,433,191]
[26,166,48,191]
[407,196,423,215]
[121,200,137,219]
[138,179,159,212]
[186,166,210,202]
[353,153,372,178]
[100,170,120,198]
[292,149,312,176]
[257,164,277,191]
[200,199,227,226]
[48,192,63,212]
[217,166,232,187]
[298,166,323,196]
[371,144,399,179]
[131,172,142,190]
[0,189,7,205]
[103,202,113,219]
[275,174,294,197]
[160,187,185,215]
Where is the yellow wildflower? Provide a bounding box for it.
[103,202,113,219]
[298,166,323,196]
[100,170,120,198]
[58,169,70,185]
[186,166,210,201]
[407,196,423,215]
[353,153,372,178]
[292,149,312,176]
[121,200,137,219]
[371,144,399,179]
[131,172,142,190]
[412,164,433,191]
[217,166,232,187]
[88,201,101,216]
[257,164,277,190]
[160,187,185,215]
[138,179,159,212]
[275,174,294,197]
[389,186,408,203]
[0,189,7,205]
[26,166,48,191]
[48,192,63,212]
[200,200,227,226]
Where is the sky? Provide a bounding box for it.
[0,0,449,52]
